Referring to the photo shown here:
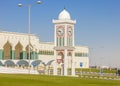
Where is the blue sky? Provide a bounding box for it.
[0,0,120,67]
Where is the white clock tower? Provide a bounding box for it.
[53,9,76,76]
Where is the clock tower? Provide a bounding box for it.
[53,9,76,76]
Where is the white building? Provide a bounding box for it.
[0,9,89,75]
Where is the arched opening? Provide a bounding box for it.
[26,44,33,59]
[3,41,12,60]
[17,60,29,67]
[57,52,64,64]
[4,60,15,67]
[57,52,64,75]
[15,42,23,60]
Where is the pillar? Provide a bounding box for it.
[31,51,35,60]
[21,51,26,59]
[0,49,3,60]
[64,49,68,76]
[35,52,38,59]
[53,62,57,75]
[53,50,57,75]
[71,51,75,76]
[10,47,15,60]
[31,48,38,60]
[21,47,26,59]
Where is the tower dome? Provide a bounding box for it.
[58,9,71,20]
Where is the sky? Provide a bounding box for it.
[0,0,120,67]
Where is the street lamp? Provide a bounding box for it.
[99,46,104,76]
[18,0,42,74]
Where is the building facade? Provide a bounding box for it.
[0,9,89,75]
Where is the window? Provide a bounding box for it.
[39,50,54,55]
[75,52,88,57]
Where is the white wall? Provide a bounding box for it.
[74,57,89,68]
[0,31,89,68]
[0,31,40,51]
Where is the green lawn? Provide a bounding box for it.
[76,68,116,73]
[0,74,120,86]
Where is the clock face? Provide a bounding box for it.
[68,28,72,36]
[57,28,64,36]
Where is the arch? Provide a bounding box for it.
[26,44,33,59]
[0,61,3,66]
[4,60,15,66]
[67,52,72,68]
[67,52,72,56]
[15,42,23,60]
[3,41,12,60]
[17,60,29,66]
[31,60,42,67]
[57,52,64,64]
[58,52,64,58]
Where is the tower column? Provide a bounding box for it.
[53,9,76,76]
[53,50,57,75]
[54,25,57,46]
[64,49,68,76]
[73,26,75,46]
[64,25,67,46]
[71,51,75,76]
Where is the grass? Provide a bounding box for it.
[0,74,120,86]
[76,68,116,73]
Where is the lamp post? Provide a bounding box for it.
[18,1,42,74]
[99,46,104,76]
